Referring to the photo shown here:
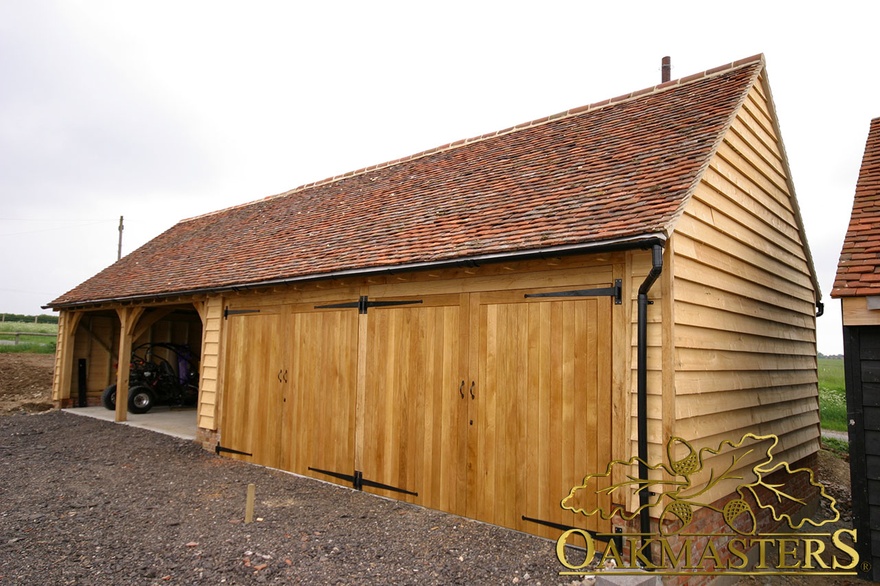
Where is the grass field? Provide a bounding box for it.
[818,357,847,432]
[0,321,57,354]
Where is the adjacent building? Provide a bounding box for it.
[832,116,880,581]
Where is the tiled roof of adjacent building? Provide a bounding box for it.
[833,118,880,298]
[49,55,766,308]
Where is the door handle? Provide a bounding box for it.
[459,380,465,398]
[469,381,475,400]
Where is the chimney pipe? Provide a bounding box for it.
[661,56,671,83]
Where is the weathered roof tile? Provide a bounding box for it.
[834,120,880,298]
[49,56,765,308]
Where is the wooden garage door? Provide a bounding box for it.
[221,306,358,478]
[468,288,613,539]
[361,294,467,514]
[220,308,287,468]
[219,274,617,541]
[285,306,358,480]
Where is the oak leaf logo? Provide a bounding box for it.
[560,433,839,535]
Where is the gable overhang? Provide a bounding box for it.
[755,63,823,305]
[663,57,823,311]
[44,232,667,311]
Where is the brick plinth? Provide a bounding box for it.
[195,426,219,452]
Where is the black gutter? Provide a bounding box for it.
[44,234,667,311]
[637,244,663,552]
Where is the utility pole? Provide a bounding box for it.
[117,215,124,261]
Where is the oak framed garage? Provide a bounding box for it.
[48,55,822,548]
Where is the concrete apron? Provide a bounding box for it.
[63,405,197,440]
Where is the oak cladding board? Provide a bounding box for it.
[657,80,818,507]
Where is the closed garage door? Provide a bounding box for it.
[362,294,467,513]
[469,288,614,539]
[219,305,357,479]
[219,270,617,540]
[220,308,286,468]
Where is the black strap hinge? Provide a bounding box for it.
[521,515,580,533]
[309,466,357,484]
[309,467,417,496]
[224,307,261,319]
[313,300,361,310]
[315,296,423,314]
[215,444,253,457]
[522,516,622,549]
[525,279,622,305]
[358,475,418,496]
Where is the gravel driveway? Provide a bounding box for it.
[0,411,570,585]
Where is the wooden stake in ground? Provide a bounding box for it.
[245,483,255,524]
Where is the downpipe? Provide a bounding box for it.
[637,244,663,548]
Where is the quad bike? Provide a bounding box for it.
[101,343,199,414]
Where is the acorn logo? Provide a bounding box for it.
[561,433,840,535]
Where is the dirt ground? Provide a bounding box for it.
[0,353,55,413]
[0,353,863,584]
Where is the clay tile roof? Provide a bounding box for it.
[833,118,880,298]
[48,55,765,308]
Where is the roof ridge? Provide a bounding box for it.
[182,54,765,224]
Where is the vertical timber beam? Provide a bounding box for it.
[115,306,145,422]
[52,310,83,407]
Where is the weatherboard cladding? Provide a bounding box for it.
[833,117,880,297]
[49,57,764,308]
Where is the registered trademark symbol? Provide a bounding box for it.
[862,561,872,572]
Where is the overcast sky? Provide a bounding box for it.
[1,1,877,354]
